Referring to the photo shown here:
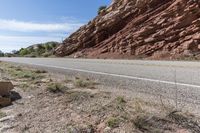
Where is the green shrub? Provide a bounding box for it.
[74,79,88,88]
[36,45,45,55]
[116,96,126,104]
[19,48,30,56]
[107,117,120,128]
[47,83,66,93]
[98,5,107,15]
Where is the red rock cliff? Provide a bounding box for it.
[55,0,200,59]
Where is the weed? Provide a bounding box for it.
[64,76,72,83]
[74,79,90,88]
[74,78,97,89]
[34,70,47,74]
[133,115,149,132]
[107,117,120,128]
[168,111,200,132]
[47,83,66,93]
[134,100,144,113]
[116,96,126,104]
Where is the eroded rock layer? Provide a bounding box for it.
[56,0,200,59]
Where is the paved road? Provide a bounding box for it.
[1,57,200,104]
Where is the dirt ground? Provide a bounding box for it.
[0,62,200,133]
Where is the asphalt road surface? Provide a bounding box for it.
[1,57,200,105]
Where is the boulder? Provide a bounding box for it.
[0,82,14,107]
[0,97,11,107]
[0,82,14,96]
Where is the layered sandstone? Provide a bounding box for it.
[56,0,200,59]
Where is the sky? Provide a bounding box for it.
[0,0,110,52]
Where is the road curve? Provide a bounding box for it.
[1,57,200,104]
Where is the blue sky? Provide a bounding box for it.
[0,0,110,52]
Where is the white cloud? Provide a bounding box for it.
[0,18,84,52]
[0,35,63,52]
[0,19,83,32]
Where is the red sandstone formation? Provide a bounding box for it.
[55,0,200,59]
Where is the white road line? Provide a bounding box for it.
[5,61,200,89]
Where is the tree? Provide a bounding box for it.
[19,48,30,56]
[29,47,35,53]
[98,5,107,15]
[51,42,57,48]
[0,50,4,57]
[45,44,52,51]
[36,44,45,55]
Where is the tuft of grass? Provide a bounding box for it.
[107,117,120,128]
[47,83,66,93]
[34,69,47,74]
[167,111,200,132]
[64,76,72,83]
[116,96,126,104]
[0,111,6,118]
[134,100,144,113]
[74,79,89,88]
[74,78,96,88]
[133,115,150,132]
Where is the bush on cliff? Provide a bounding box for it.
[98,5,107,15]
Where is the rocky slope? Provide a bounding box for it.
[55,0,200,59]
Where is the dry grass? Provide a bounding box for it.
[168,111,200,132]
[47,83,67,93]
[74,78,97,89]
[132,110,200,133]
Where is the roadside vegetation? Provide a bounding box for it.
[47,82,67,93]
[0,62,199,133]
[0,41,59,58]
[74,77,97,89]
[18,41,59,57]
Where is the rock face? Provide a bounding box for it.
[55,0,200,59]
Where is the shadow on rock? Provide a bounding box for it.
[10,91,22,101]
[0,91,22,108]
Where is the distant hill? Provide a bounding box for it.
[18,41,60,57]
